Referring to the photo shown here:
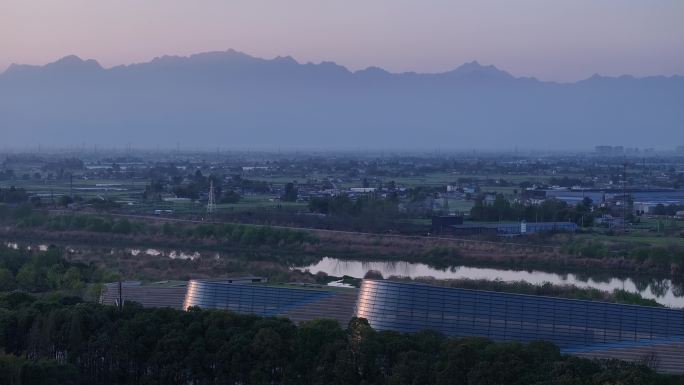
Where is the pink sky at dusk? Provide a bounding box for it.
[1,0,682,82]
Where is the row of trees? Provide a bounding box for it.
[307,194,404,232]
[309,194,398,216]
[0,354,77,385]
[470,194,595,225]
[161,222,319,247]
[1,206,317,248]
[146,172,268,203]
[43,215,141,234]
[561,239,684,272]
[0,294,671,385]
[653,204,684,216]
[0,186,29,203]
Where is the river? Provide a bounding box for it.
[295,257,684,308]
[7,241,683,307]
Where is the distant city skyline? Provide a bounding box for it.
[1,0,683,82]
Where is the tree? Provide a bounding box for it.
[282,183,298,202]
[578,197,593,212]
[0,298,671,385]
[112,219,132,234]
[0,268,15,291]
[16,265,43,292]
[62,267,84,291]
[220,190,241,204]
[0,187,29,204]
[59,195,74,207]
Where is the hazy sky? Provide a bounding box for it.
[1,0,683,81]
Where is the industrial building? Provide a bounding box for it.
[102,277,684,373]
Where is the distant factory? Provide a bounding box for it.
[431,216,577,236]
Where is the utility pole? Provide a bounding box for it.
[118,280,123,311]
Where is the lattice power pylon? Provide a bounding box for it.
[207,179,216,215]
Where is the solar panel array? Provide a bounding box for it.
[100,282,187,309]
[356,280,684,349]
[183,280,354,321]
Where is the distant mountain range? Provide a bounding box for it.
[1,50,682,150]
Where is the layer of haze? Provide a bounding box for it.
[1,0,683,81]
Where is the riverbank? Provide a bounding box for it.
[1,221,678,279]
[5,235,683,307]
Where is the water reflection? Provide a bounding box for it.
[6,243,48,252]
[295,257,684,308]
[6,241,684,307]
[327,279,355,288]
[127,248,198,260]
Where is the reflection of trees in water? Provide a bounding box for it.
[630,277,675,298]
[649,280,671,297]
[306,257,684,302]
[632,278,651,293]
[336,258,464,278]
[671,281,684,297]
[572,272,612,284]
[370,260,412,276]
[631,277,671,297]
[633,278,670,297]
[633,278,684,297]
[331,259,362,275]
[291,254,325,267]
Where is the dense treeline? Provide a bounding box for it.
[0,354,77,385]
[0,294,676,385]
[46,215,143,234]
[309,194,399,216]
[561,240,684,272]
[0,207,318,248]
[160,222,319,247]
[548,176,594,188]
[152,172,269,202]
[470,194,594,226]
[653,204,684,216]
[307,194,404,232]
[0,246,108,293]
[0,187,29,203]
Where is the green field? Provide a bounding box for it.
[1,178,309,215]
[248,171,559,189]
[0,178,144,201]
[577,233,684,247]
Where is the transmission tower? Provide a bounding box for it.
[622,162,627,233]
[207,179,216,215]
